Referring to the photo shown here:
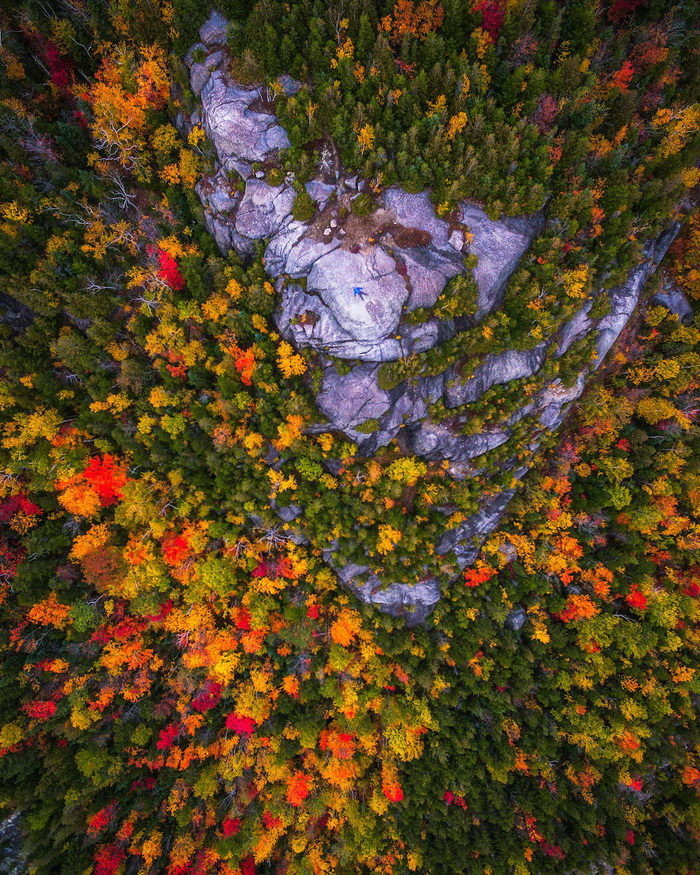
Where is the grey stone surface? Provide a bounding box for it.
[265,223,318,276]
[399,246,461,310]
[405,422,510,463]
[596,230,678,365]
[275,503,303,522]
[190,62,212,96]
[306,180,336,209]
[199,10,229,45]
[189,48,542,380]
[596,268,649,363]
[206,50,225,70]
[235,180,295,238]
[306,248,408,343]
[557,301,594,355]
[317,364,391,429]
[0,813,25,875]
[506,607,527,631]
[652,283,693,324]
[444,345,547,408]
[185,42,207,67]
[438,489,517,558]
[274,282,358,357]
[189,48,226,95]
[535,375,587,430]
[195,167,261,258]
[459,203,543,314]
[201,71,289,164]
[278,74,303,95]
[345,573,441,626]
[383,187,452,250]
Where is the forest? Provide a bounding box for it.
[0,1,698,873]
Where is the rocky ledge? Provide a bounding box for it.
[180,12,690,623]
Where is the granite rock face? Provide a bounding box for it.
[316,364,392,431]
[201,74,289,164]
[199,9,228,45]
[652,281,693,324]
[324,558,441,627]
[459,203,545,314]
[234,179,296,239]
[185,13,686,624]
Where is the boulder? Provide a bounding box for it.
[278,74,303,95]
[275,282,407,362]
[652,283,693,324]
[275,281,349,344]
[317,364,391,429]
[383,187,452,250]
[556,300,594,355]
[459,203,543,314]
[199,9,229,45]
[405,421,510,463]
[270,229,340,278]
[438,489,517,559]
[197,166,240,213]
[190,49,225,95]
[275,503,303,522]
[234,180,295,239]
[184,42,207,67]
[195,168,257,257]
[305,180,336,210]
[444,345,547,408]
[535,375,587,429]
[306,248,408,343]
[506,607,527,631]
[341,569,442,627]
[374,387,428,435]
[201,72,289,164]
[190,62,212,96]
[398,246,461,310]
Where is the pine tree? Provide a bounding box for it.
[357,12,375,63]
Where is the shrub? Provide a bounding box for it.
[292,190,316,222]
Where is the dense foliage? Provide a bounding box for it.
[0,1,698,873]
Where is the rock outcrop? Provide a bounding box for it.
[182,13,689,624]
